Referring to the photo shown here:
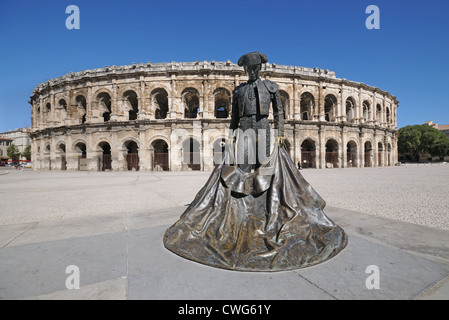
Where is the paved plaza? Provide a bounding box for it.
[0,166,448,300]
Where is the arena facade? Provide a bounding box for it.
[29,60,398,171]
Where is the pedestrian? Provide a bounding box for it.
[297,162,302,170]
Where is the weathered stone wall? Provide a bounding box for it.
[29,61,398,171]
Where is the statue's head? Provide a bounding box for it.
[238,52,267,82]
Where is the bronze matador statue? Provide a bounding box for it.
[230,51,284,172]
[163,52,348,271]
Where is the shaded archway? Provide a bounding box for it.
[152,139,169,171]
[213,88,231,119]
[152,88,169,119]
[301,139,316,168]
[213,138,226,165]
[325,139,339,168]
[387,143,392,166]
[123,90,139,121]
[364,141,373,167]
[362,100,371,123]
[97,92,112,122]
[346,141,358,167]
[346,97,356,123]
[182,88,200,119]
[324,94,337,122]
[378,142,384,167]
[279,90,289,120]
[300,92,314,121]
[124,140,139,171]
[182,138,201,170]
[76,95,87,124]
[57,143,67,170]
[98,141,112,171]
[74,142,87,170]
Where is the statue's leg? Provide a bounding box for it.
[238,116,256,173]
[255,116,270,169]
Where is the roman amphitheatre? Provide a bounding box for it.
[29,60,398,171]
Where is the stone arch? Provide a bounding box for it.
[346,140,358,167]
[325,138,339,168]
[362,100,371,123]
[98,140,112,171]
[279,90,289,120]
[75,95,87,124]
[377,141,384,166]
[151,88,169,119]
[123,139,140,171]
[182,87,200,119]
[376,103,382,124]
[213,88,231,119]
[122,90,139,120]
[364,140,373,167]
[324,94,337,122]
[300,138,317,168]
[300,92,315,121]
[151,138,170,171]
[96,92,112,122]
[212,137,227,165]
[182,137,201,170]
[345,96,356,123]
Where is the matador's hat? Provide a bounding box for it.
[237,51,268,67]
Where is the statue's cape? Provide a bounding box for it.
[163,143,348,271]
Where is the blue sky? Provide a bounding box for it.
[0,0,448,132]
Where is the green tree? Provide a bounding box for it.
[6,144,21,161]
[22,145,31,161]
[398,125,449,159]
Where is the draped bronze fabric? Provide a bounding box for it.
[163,144,348,271]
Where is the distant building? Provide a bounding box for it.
[424,121,449,138]
[0,137,13,160]
[0,128,31,160]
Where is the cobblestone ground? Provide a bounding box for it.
[1,164,448,230]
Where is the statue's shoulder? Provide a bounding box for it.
[262,79,279,93]
[232,83,247,95]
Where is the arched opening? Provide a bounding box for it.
[57,143,67,170]
[386,107,391,125]
[301,139,316,169]
[123,90,139,121]
[279,90,289,120]
[98,141,112,171]
[182,138,201,170]
[183,88,200,119]
[213,138,226,165]
[364,141,373,167]
[97,92,112,122]
[74,142,87,170]
[213,88,230,119]
[76,95,87,124]
[387,143,392,166]
[152,139,169,171]
[58,99,67,112]
[376,104,382,124]
[300,92,314,121]
[378,142,384,167]
[324,94,337,122]
[152,88,169,119]
[346,97,356,123]
[362,101,370,123]
[124,141,139,171]
[325,139,339,168]
[346,141,358,167]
